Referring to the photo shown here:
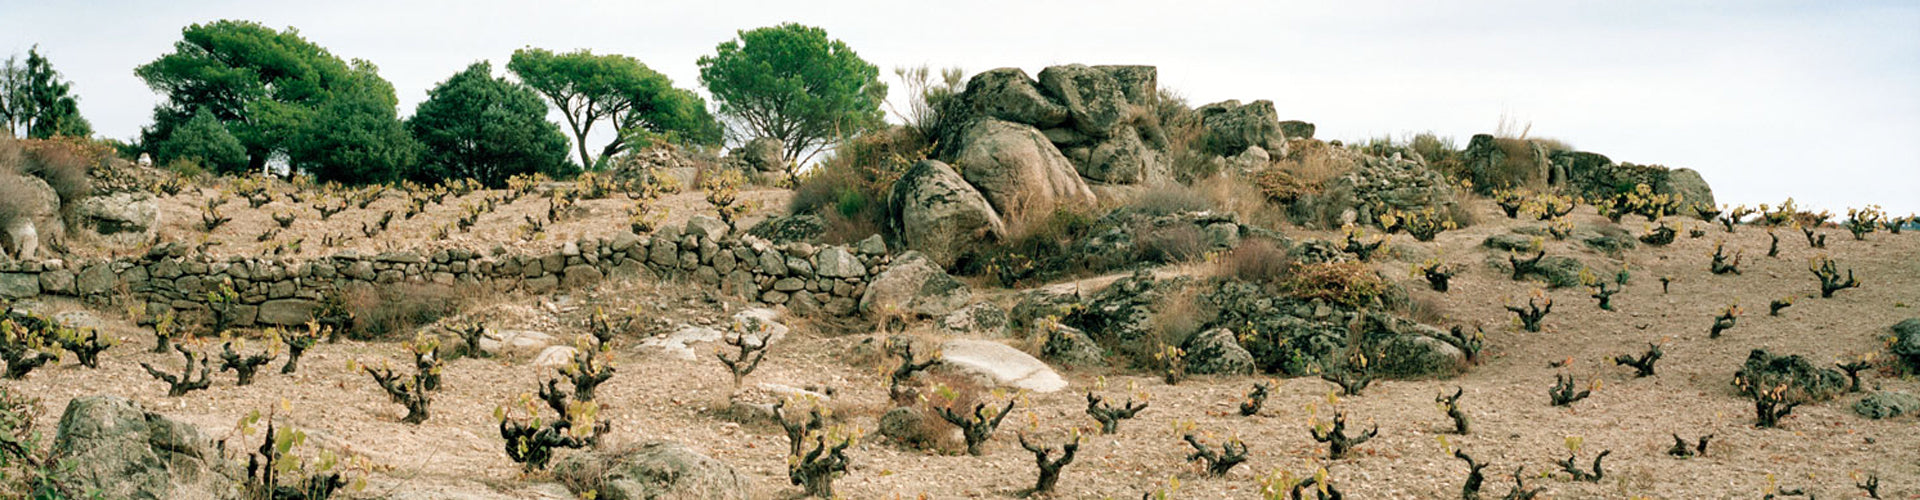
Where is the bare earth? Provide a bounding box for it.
[15,191,1920,499]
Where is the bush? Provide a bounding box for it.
[155,108,248,174]
[790,125,929,242]
[0,176,30,232]
[1409,132,1460,176]
[1283,261,1389,308]
[338,283,465,340]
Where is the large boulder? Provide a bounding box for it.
[1373,332,1468,378]
[1040,323,1105,368]
[70,191,160,248]
[728,137,785,173]
[1278,120,1315,140]
[859,251,972,318]
[1853,391,1919,419]
[1461,134,1551,193]
[1664,168,1715,209]
[51,396,241,500]
[956,68,1069,128]
[948,119,1098,222]
[938,302,1011,338]
[1195,100,1287,157]
[1065,270,1162,352]
[553,441,751,500]
[1068,125,1157,184]
[887,161,1006,268]
[1549,150,1717,210]
[938,339,1068,392]
[1036,64,1134,139]
[1183,328,1254,375]
[1891,318,1920,372]
[3,174,61,260]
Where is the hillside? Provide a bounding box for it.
[1,63,1917,500]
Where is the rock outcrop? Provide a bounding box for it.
[51,396,241,500]
[949,118,1097,221]
[69,191,159,248]
[553,441,751,500]
[1461,134,1553,193]
[938,338,1068,392]
[1195,99,1289,157]
[887,160,1006,267]
[859,251,971,318]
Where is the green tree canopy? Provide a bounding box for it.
[284,62,419,185]
[1,46,92,139]
[407,61,570,187]
[698,23,886,165]
[154,107,245,172]
[507,48,720,171]
[136,20,413,182]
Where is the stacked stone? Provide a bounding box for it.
[0,215,892,323]
[639,216,892,316]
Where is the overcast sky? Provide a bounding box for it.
[4,0,1915,215]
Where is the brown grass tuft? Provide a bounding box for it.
[1284,261,1389,308]
[339,282,468,340]
[1212,238,1293,284]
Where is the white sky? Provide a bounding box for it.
[4,0,1915,215]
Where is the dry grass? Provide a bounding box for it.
[1283,260,1389,308]
[1210,238,1293,284]
[1119,186,1212,217]
[338,282,470,340]
[1254,140,1351,206]
[1195,175,1286,229]
[1146,283,1209,351]
[1402,294,1449,325]
[1131,222,1207,264]
[19,137,100,204]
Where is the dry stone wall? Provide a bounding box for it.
[0,215,892,324]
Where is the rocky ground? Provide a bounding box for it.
[10,192,1919,499]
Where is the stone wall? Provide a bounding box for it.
[0,215,891,325]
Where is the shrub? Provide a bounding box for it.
[1283,261,1388,308]
[0,387,72,499]
[340,283,464,340]
[789,125,929,240]
[1409,132,1458,170]
[1156,89,1216,184]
